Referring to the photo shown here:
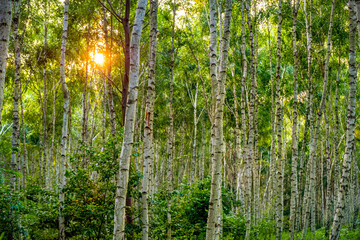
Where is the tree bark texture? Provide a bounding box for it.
[113,0,148,238]
[141,0,157,239]
[10,0,21,191]
[206,0,232,238]
[0,0,12,125]
[330,0,357,239]
[59,0,70,239]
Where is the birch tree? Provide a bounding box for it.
[0,0,12,124]
[167,1,176,238]
[289,0,300,238]
[330,0,357,238]
[240,1,250,237]
[206,0,232,238]
[141,0,157,238]
[303,0,335,236]
[59,0,70,238]
[274,0,284,238]
[113,0,148,238]
[10,0,21,191]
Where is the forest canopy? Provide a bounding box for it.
[0,0,359,239]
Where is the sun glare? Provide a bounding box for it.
[93,53,105,65]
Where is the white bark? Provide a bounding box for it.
[275,0,283,239]
[303,0,335,236]
[113,0,148,238]
[59,0,70,239]
[191,83,198,183]
[49,79,56,190]
[10,0,21,191]
[43,0,49,189]
[289,0,300,238]
[141,0,157,238]
[330,0,357,238]
[167,1,176,238]
[302,0,314,236]
[20,81,27,189]
[0,0,12,124]
[206,0,232,238]
[240,1,250,238]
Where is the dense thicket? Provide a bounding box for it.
[0,0,359,239]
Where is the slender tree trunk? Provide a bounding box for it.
[253,3,260,224]
[303,0,335,236]
[43,0,49,189]
[206,0,218,237]
[191,83,198,183]
[101,8,109,147]
[0,0,12,125]
[289,1,301,239]
[167,1,176,238]
[59,0,70,239]
[206,0,232,238]
[20,81,27,189]
[201,124,206,180]
[81,62,89,166]
[102,70,107,146]
[49,80,56,189]
[168,0,176,232]
[10,0,21,191]
[121,0,131,125]
[267,17,276,214]
[332,60,340,215]
[302,0,314,236]
[240,1,250,238]
[330,1,357,238]
[232,69,242,211]
[113,0,148,238]
[103,8,116,137]
[141,1,157,239]
[274,0,283,238]
[324,101,332,236]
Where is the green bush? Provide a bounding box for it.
[150,177,243,240]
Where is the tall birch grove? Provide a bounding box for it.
[0,0,359,239]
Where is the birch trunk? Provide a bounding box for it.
[275,0,283,238]
[10,0,21,191]
[141,0,157,238]
[167,1,176,238]
[43,0,49,189]
[206,0,232,238]
[205,0,218,237]
[253,3,260,224]
[113,0,148,238]
[102,73,107,146]
[49,80,56,189]
[103,7,116,137]
[325,103,332,235]
[232,70,241,210]
[302,0,314,235]
[20,81,27,189]
[289,0,301,238]
[240,1,250,238]
[267,18,276,213]
[332,61,340,213]
[121,0,131,124]
[330,0,357,238]
[59,0,70,238]
[101,12,107,147]
[0,0,12,124]
[81,62,88,166]
[191,83,198,183]
[303,0,335,236]
[245,0,256,228]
